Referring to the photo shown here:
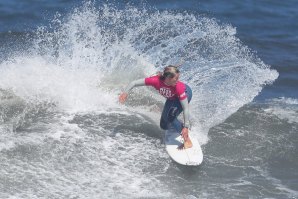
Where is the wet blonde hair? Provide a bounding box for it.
[159,65,180,80]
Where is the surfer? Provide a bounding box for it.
[119,65,193,149]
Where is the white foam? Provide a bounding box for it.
[259,168,298,198]
[271,97,298,105]
[0,57,120,113]
[264,98,298,123]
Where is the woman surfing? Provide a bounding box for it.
[119,65,193,149]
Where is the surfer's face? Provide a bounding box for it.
[165,73,179,86]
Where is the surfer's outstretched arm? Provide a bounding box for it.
[124,79,146,93]
[119,79,146,103]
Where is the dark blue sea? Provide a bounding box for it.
[0,1,297,198]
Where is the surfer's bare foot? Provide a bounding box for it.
[178,127,193,150]
[184,139,193,149]
[177,139,193,150]
[177,144,184,150]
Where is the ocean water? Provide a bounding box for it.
[0,1,297,199]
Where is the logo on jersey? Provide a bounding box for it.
[179,92,186,99]
[159,88,175,98]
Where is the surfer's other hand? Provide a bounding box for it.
[119,92,128,104]
[181,127,189,140]
[180,127,193,149]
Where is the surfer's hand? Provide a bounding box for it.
[179,127,193,149]
[119,92,128,104]
[181,127,189,141]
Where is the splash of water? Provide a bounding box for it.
[0,2,278,139]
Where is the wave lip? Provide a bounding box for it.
[1,2,278,131]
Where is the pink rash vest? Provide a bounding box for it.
[145,75,187,100]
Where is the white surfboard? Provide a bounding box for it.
[165,121,203,166]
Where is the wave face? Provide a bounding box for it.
[0,2,280,199]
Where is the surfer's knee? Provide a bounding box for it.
[168,107,180,122]
[160,119,168,130]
